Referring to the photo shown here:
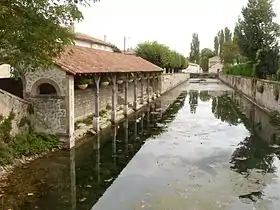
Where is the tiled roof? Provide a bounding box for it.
[55,45,163,75]
[75,32,114,48]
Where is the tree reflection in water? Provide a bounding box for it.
[199,91,211,102]
[230,134,276,175]
[211,94,240,126]
[211,93,278,175]
[189,90,198,114]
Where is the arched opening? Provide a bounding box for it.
[37,83,57,95]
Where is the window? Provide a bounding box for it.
[38,83,57,95]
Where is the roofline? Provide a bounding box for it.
[75,37,114,48]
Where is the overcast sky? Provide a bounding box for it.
[76,0,280,56]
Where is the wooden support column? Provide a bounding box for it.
[124,74,129,116]
[157,73,162,97]
[93,75,100,133]
[152,73,156,99]
[146,73,150,103]
[111,74,117,124]
[133,76,138,111]
[140,74,145,104]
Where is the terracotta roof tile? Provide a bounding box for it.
[55,45,162,75]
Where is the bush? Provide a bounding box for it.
[10,132,59,157]
[223,62,254,77]
[0,141,13,165]
[0,111,59,166]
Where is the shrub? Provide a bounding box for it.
[224,62,254,77]
[0,141,13,165]
[10,132,59,157]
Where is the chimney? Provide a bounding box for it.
[104,35,107,42]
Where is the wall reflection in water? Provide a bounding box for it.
[0,91,188,210]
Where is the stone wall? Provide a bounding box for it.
[74,81,147,120]
[161,73,190,94]
[219,74,280,112]
[24,67,70,135]
[0,89,29,134]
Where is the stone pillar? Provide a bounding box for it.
[70,149,76,210]
[140,75,145,104]
[93,75,100,133]
[124,74,129,116]
[146,73,150,103]
[133,77,138,111]
[95,134,101,183]
[124,118,129,152]
[112,125,117,164]
[64,75,75,149]
[111,74,117,124]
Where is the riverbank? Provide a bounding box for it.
[0,76,190,180]
[0,81,191,209]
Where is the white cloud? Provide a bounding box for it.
[76,0,280,56]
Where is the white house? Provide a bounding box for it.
[74,32,119,52]
[0,64,11,78]
[183,62,202,73]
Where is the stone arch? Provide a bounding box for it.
[31,78,61,96]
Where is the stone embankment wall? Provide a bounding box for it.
[0,89,29,134]
[161,73,190,94]
[219,74,280,112]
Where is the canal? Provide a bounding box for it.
[0,79,280,210]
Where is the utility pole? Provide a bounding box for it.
[123,36,126,54]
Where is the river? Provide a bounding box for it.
[0,79,280,210]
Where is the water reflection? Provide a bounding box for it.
[189,90,198,114]
[0,90,190,210]
[1,88,280,209]
[199,90,211,102]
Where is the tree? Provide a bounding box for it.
[189,33,200,64]
[236,0,280,76]
[224,27,232,42]
[0,0,99,75]
[214,36,219,56]
[218,30,225,56]
[200,48,215,72]
[136,41,187,70]
[221,40,239,64]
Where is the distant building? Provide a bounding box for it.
[74,32,121,52]
[0,64,11,78]
[208,56,223,73]
[182,62,202,73]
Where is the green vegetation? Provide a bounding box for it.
[223,62,254,77]
[136,41,188,71]
[214,0,280,80]
[189,33,200,64]
[0,0,100,77]
[0,111,59,166]
[200,48,215,72]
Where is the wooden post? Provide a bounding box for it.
[158,73,162,97]
[93,75,100,133]
[152,73,156,99]
[147,73,150,103]
[124,74,129,116]
[133,76,138,111]
[111,74,117,124]
[140,74,145,104]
